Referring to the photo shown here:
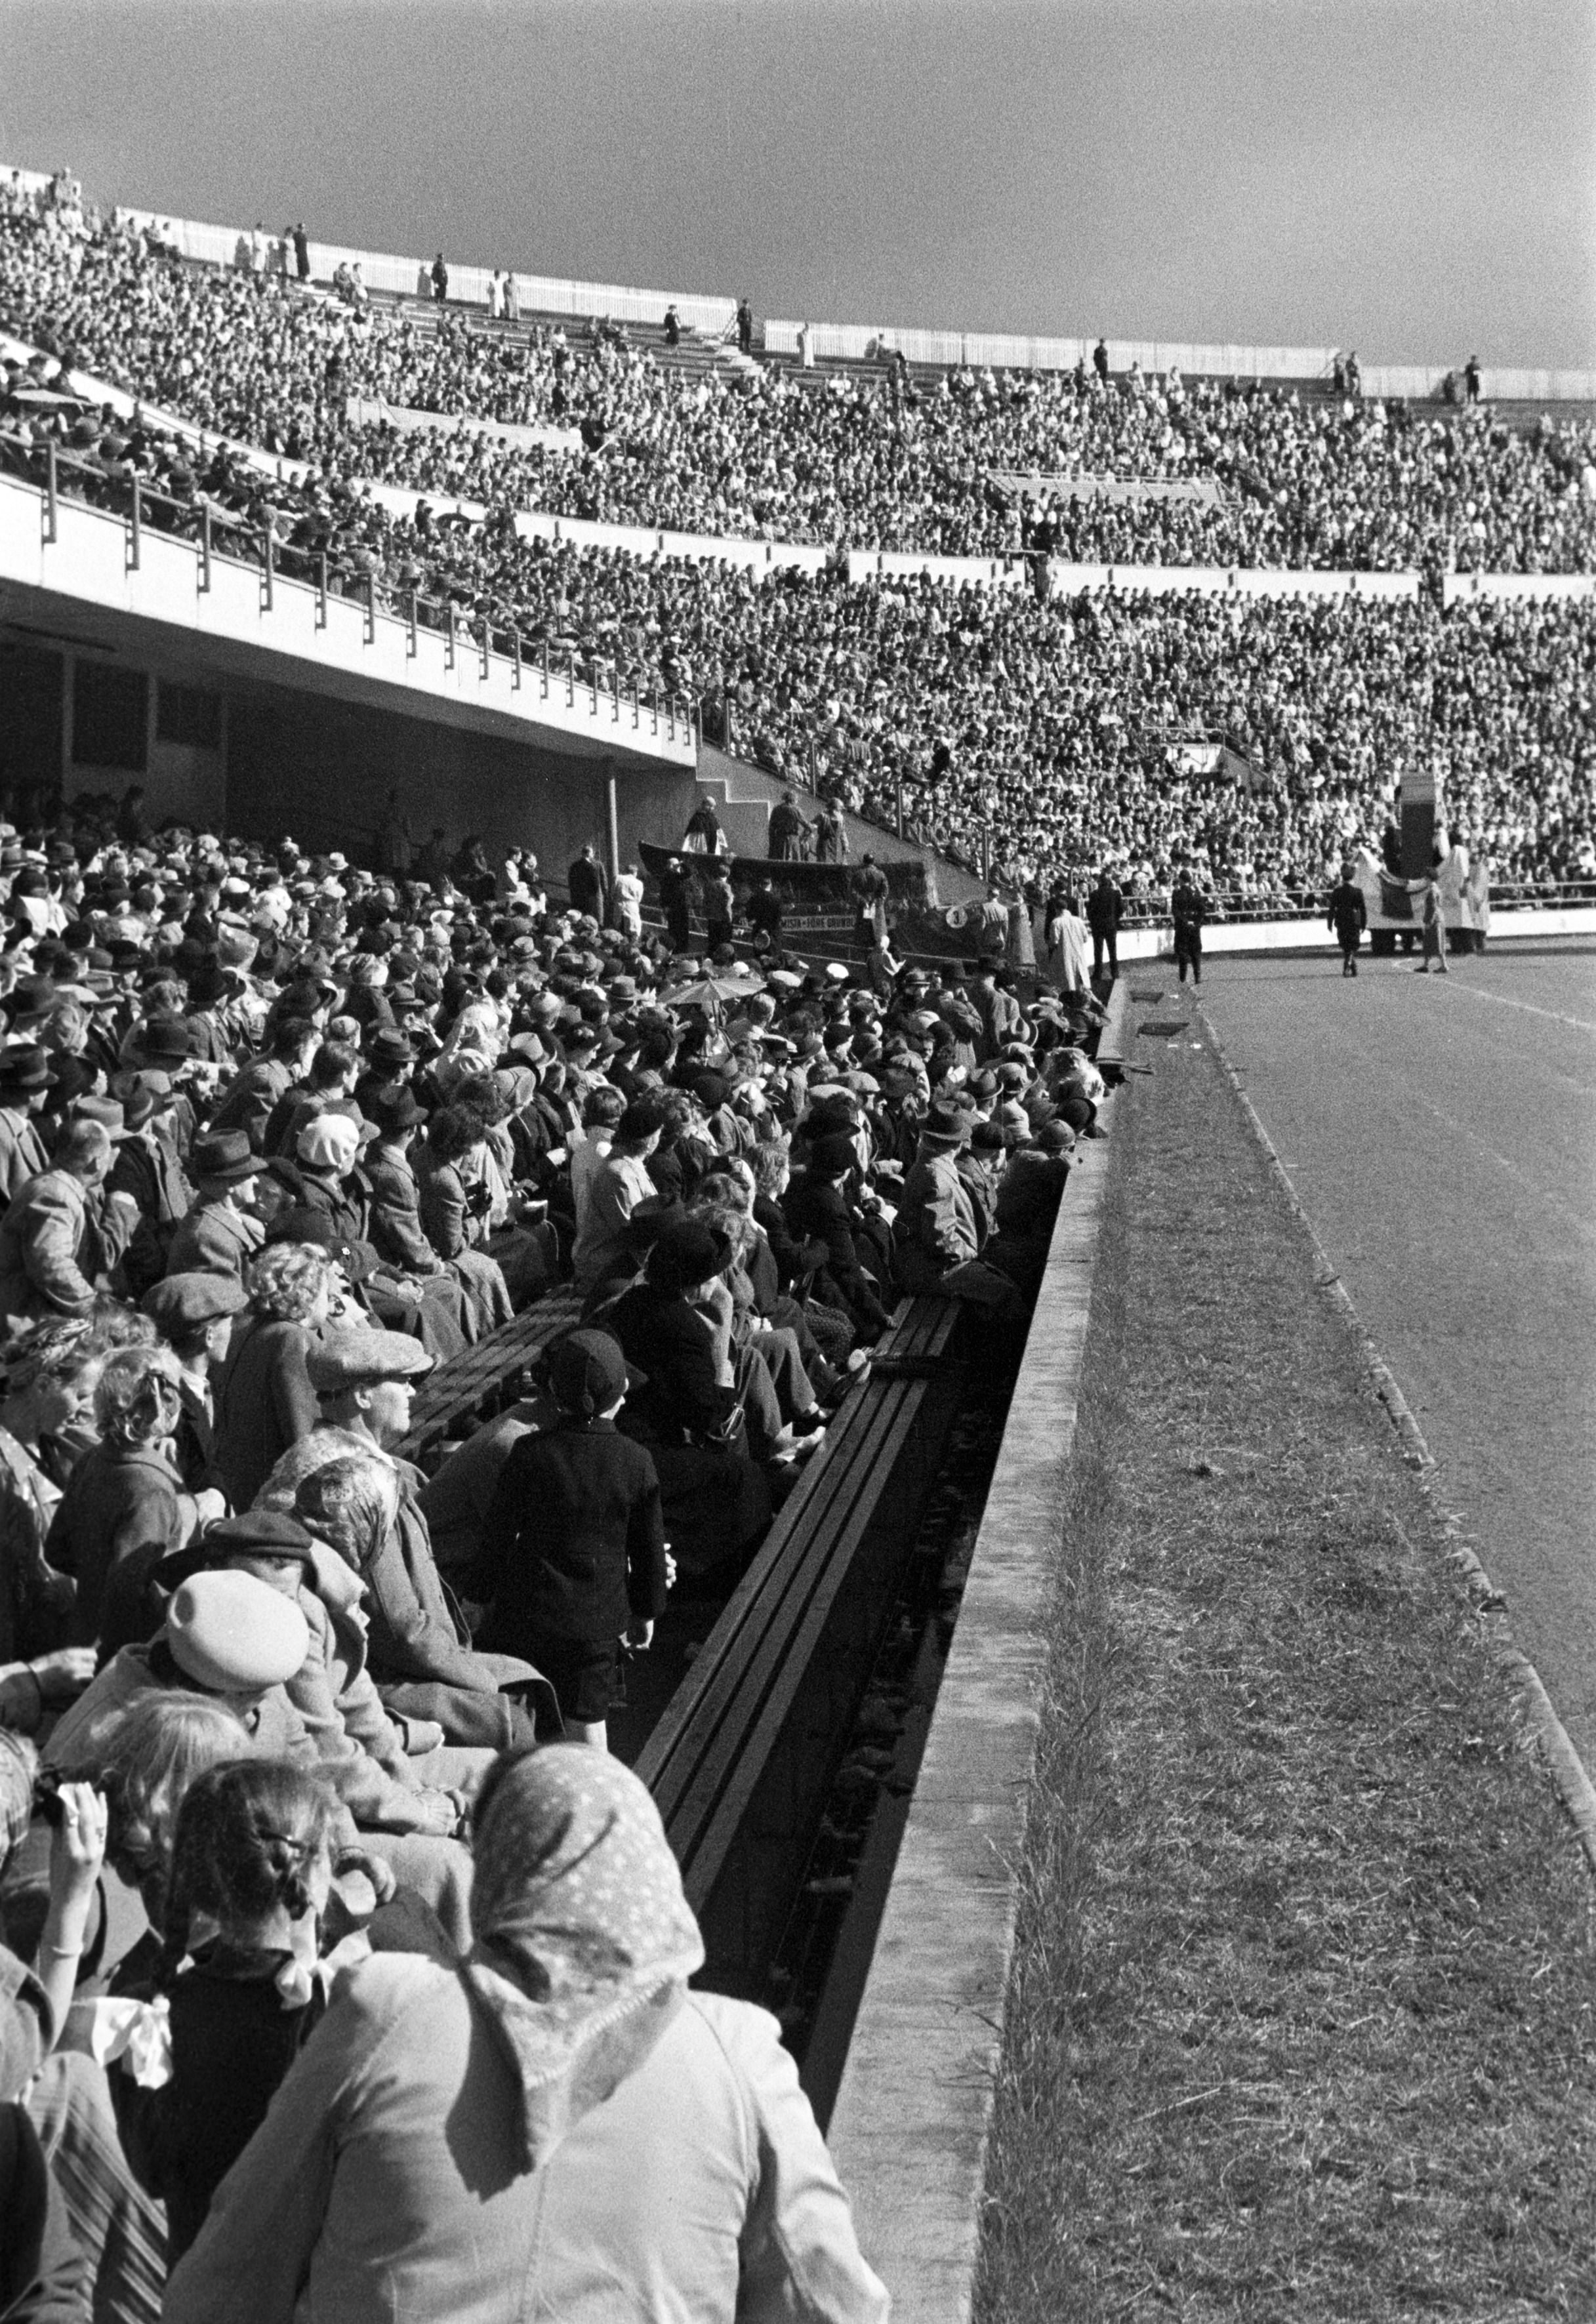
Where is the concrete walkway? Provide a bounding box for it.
[1192,943,1596,1780]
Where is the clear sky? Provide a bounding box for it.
[3,0,1592,367]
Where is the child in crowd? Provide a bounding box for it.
[124,1759,347,2264]
[477,1331,670,1751]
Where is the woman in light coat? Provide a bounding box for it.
[165,1746,888,2323]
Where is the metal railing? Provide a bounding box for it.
[7,424,696,746]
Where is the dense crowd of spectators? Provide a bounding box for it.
[5,197,1596,575]
[0,789,1110,2313]
[6,348,1595,899]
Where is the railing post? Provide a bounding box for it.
[541,640,550,699]
[895,777,905,838]
[651,685,659,735]
[445,603,456,669]
[316,553,328,629]
[612,666,620,722]
[197,502,211,592]
[260,525,274,611]
[632,681,639,730]
[407,590,418,658]
[478,618,489,680]
[127,475,142,571]
[43,442,58,545]
[512,634,522,691]
[364,573,376,645]
[567,650,575,708]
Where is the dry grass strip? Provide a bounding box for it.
[973,1025,1596,2322]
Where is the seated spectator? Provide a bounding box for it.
[0,1119,138,1323]
[163,1747,889,2324]
[211,1242,334,1511]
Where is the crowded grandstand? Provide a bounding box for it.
[0,155,1591,2319]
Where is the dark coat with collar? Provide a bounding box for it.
[478,1419,666,1647]
[46,1439,193,1646]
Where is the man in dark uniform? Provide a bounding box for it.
[1327,864,1368,977]
[567,844,609,924]
[1171,870,1205,987]
[1086,868,1122,981]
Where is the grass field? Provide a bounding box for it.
[973,1020,1596,2321]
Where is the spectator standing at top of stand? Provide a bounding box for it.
[1093,336,1110,384]
[567,846,608,924]
[767,791,809,863]
[814,800,848,863]
[1086,868,1122,979]
[613,863,645,942]
[663,304,681,348]
[737,297,753,355]
[683,798,727,859]
[659,857,693,952]
[1172,869,1206,987]
[431,252,449,305]
[1465,354,1481,405]
[291,222,309,281]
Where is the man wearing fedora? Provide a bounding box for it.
[0,1049,54,1206]
[163,1131,265,1280]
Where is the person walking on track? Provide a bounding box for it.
[1328,864,1367,977]
[1415,878,1448,975]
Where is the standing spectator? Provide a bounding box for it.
[612,861,645,941]
[703,862,735,955]
[797,319,814,369]
[1465,354,1481,405]
[478,1330,668,1749]
[1327,863,1368,977]
[1086,868,1122,981]
[567,844,609,924]
[430,251,449,304]
[486,268,502,320]
[737,295,753,354]
[1093,336,1110,384]
[814,799,848,863]
[502,270,520,322]
[767,790,809,863]
[659,856,693,952]
[663,304,681,348]
[683,796,726,857]
[1171,868,1206,988]
[291,222,310,281]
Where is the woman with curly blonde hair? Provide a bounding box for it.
[212,1244,337,1510]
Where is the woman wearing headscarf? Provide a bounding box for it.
[165,1747,888,2324]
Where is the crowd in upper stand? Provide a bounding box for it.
[1,175,1594,903]
[5,189,1596,575]
[0,783,1111,2315]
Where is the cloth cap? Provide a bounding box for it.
[142,1273,248,1333]
[201,1511,319,1569]
[166,1570,309,1692]
[546,1328,642,1417]
[306,1328,436,1393]
[298,1115,361,1171]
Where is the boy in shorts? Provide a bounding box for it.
[477,1330,668,1750]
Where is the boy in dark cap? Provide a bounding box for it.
[476,1330,668,1751]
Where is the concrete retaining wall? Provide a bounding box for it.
[827,976,1130,2319]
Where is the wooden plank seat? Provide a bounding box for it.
[395,1288,586,1468]
[635,1294,964,1997]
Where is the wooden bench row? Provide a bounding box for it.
[396,1290,586,1466]
[636,1294,965,1997]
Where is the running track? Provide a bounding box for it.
[1188,943,1596,1780]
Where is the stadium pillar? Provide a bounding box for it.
[605,759,621,889]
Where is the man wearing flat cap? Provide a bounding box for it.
[142,1271,248,1494]
[300,1332,548,1746]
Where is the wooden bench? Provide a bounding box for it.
[634,1294,964,1997]
[395,1289,586,1468]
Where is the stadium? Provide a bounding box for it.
[0,7,1592,2315]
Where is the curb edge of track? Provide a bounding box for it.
[1195,998,1596,1879]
